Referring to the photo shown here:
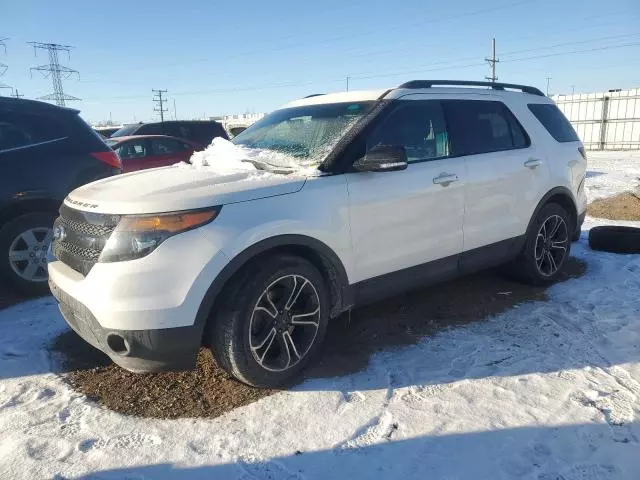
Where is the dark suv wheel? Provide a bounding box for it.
[512,203,571,285]
[211,254,330,387]
[0,212,56,295]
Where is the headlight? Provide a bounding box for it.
[99,207,219,263]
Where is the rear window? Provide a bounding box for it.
[528,103,579,143]
[0,111,66,151]
[111,124,141,137]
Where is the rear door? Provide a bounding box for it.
[442,98,548,269]
[114,138,150,172]
[346,98,465,293]
[0,108,72,203]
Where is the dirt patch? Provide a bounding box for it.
[52,257,586,419]
[588,191,640,221]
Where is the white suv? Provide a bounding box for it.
[48,80,587,387]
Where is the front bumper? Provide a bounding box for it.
[49,278,201,372]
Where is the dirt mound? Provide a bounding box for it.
[588,191,640,221]
[53,258,586,419]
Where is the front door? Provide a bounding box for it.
[345,98,465,296]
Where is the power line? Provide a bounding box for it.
[152,89,168,121]
[28,42,80,106]
[485,37,499,82]
[82,40,640,103]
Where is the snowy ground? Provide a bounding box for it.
[1,151,640,480]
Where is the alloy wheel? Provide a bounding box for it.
[249,274,321,372]
[8,227,52,282]
[534,214,568,277]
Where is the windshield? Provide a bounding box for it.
[105,139,119,147]
[111,124,140,137]
[232,101,374,166]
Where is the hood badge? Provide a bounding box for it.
[67,197,99,209]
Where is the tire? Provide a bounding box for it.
[210,254,330,388]
[511,203,572,285]
[588,226,640,254]
[0,212,56,295]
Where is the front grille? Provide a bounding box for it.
[51,204,119,276]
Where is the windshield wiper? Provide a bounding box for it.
[241,158,295,174]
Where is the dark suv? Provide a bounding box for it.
[111,120,228,147]
[0,97,121,294]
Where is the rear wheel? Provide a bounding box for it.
[0,212,56,295]
[511,203,571,285]
[210,254,329,387]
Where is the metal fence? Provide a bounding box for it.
[553,87,640,150]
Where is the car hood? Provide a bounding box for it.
[65,165,308,214]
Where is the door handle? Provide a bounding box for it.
[524,158,543,169]
[433,173,459,186]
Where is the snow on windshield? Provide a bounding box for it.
[180,137,320,175]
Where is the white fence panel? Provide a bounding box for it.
[553,87,640,150]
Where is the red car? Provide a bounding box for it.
[105,135,199,173]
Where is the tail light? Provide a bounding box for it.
[578,146,587,160]
[91,151,122,169]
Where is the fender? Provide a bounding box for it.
[194,234,352,342]
[526,186,578,235]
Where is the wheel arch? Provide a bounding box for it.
[0,198,61,227]
[196,235,352,346]
[528,187,578,235]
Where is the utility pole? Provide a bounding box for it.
[571,85,575,95]
[28,42,80,106]
[173,98,177,120]
[546,76,552,96]
[485,37,499,83]
[12,89,24,98]
[346,76,350,92]
[152,89,168,122]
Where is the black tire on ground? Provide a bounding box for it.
[511,203,572,286]
[210,254,330,388]
[588,226,640,254]
[0,212,56,295]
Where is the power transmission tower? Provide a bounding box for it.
[152,89,168,122]
[0,37,8,76]
[28,42,80,106]
[485,37,499,83]
[0,37,12,95]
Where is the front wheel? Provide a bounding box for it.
[512,203,571,285]
[0,212,56,295]
[210,254,329,387]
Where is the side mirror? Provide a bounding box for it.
[353,145,408,173]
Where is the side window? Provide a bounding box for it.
[117,140,148,160]
[443,100,530,156]
[0,111,65,151]
[528,103,579,143]
[151,138,187,155]
[367,101,449,163]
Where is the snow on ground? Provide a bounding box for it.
[1,152,640,479]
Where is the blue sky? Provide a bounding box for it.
[2,0,639,124]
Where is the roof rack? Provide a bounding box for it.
[398,80,545,96]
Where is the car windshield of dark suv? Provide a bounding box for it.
[232,101,374,167]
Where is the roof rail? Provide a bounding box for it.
[398,80,545,96]
[303,93,325,98]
